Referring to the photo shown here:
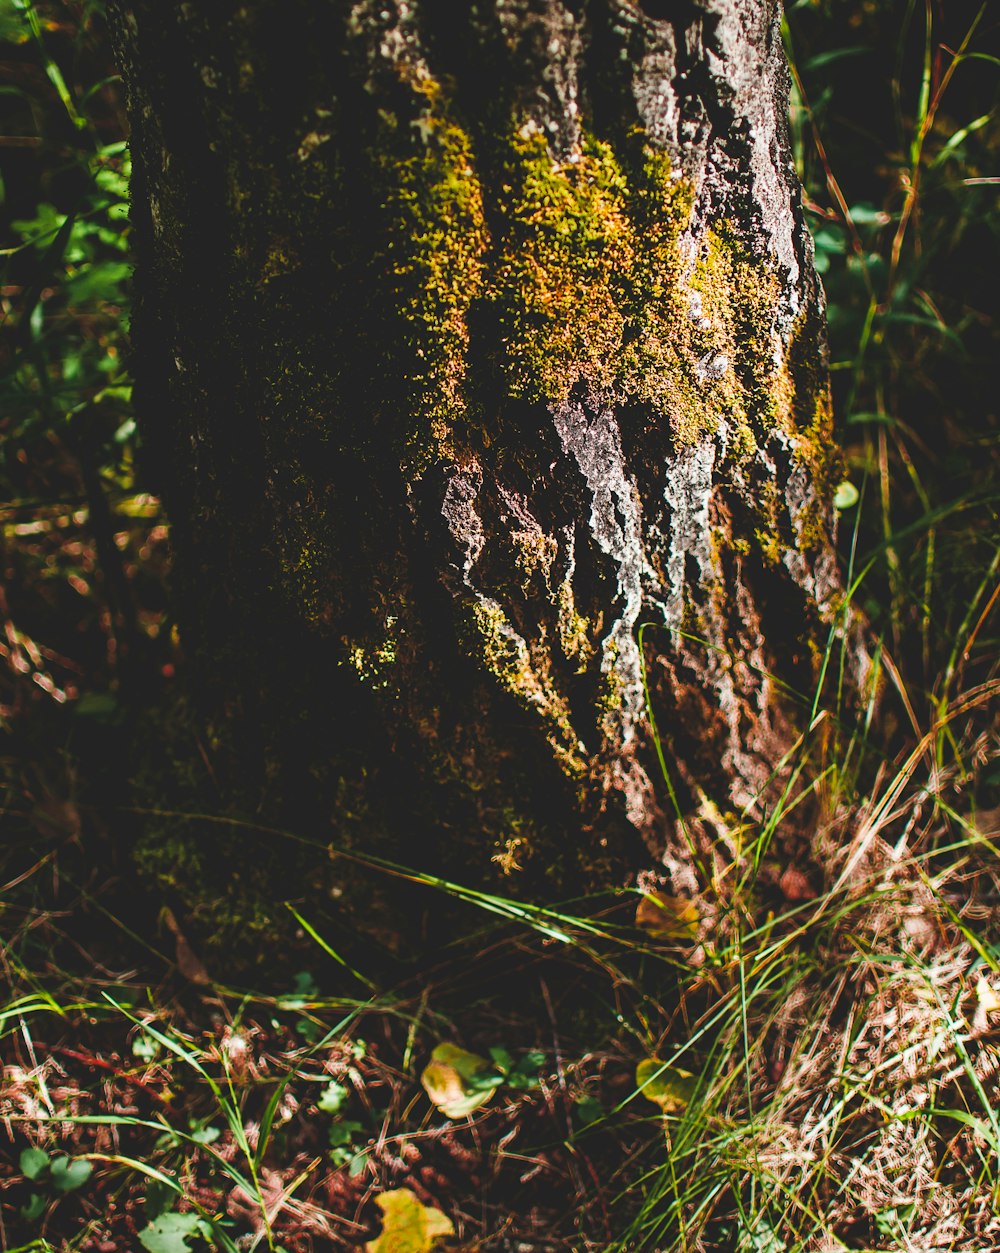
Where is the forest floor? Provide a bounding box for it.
[3,653,1000,1253]
[2,2,999,1251]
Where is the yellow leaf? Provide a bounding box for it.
[365,1188,454,1253]
[636,1058,697,1115]
[976,975,1000,1014]
[635,892,699,942]
[420,1043,499,1119]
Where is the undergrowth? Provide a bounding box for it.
[1,1,998,1251]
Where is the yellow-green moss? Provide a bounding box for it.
[258,234,299,286]
[367,83,823,468]
[595,638,625,740]
[511,528,558,592]
[345,614,399,690]
[486,132,806,453]
[556,579,593,672]
[467,598,586,777]
[754,480,785,567]
[490,128,637,404]
[279,535,332,628]
[375,81,488,462]
[353,94,841,774]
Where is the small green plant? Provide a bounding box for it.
[421,1042,545,1119]
[18,1146,93,1221]
[137,1210,213,1253]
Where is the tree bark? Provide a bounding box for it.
[107,0,866,921]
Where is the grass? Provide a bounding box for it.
[1,0,999,1250]
[3,661,998,1248]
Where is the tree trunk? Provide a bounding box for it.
[107,0,865,928]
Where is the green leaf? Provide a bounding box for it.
[365,1188,454,1253]
[874,1203,916,1237]
[738,1212,788,1252]
[318,1080,349,1114]
[189,1123,220,1146]
[20,1192,47,1222]
[489,1046,514,1074]
[19,1146,50,1180]
[143,1180,176,1222]
[132,1030,162,1061]
[574,1095,603,1128]
[292,970,319,997]
[812,227,847,257]
[507,1050,546,1089]
[49,1155,93,1194]
[295,1018,323,1043]
[420,1043,499,1119]
[833,480,859,511]
[75,692,121,721]
[465,1068,505,1093]
[138,1211,207,1253]
[0,8,29,42]
[846,202,888,227]
[636,1058,698,1115]
[329,1118,363,1149]
[64,259,131,305]
[803,46,867,72]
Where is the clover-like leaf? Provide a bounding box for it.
[507,1050,545,1090]
[329,1118,364,1150]
[19,1146,50,1181]
[574,1095,603,1128]
[21,1193,47,1222]
[365,1188,454,1253]
[635,891,699,942]
[420,1043,500,1119]
[49,1155,93,1194]
[138,1211,208,1253]
[636,1058,698,1115]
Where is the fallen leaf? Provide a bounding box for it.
[31,796,81,841]
[635,1058,697,1115]
[976,975,1000,1014]
[420,1043,501,1119]
[162,907,211,985]
[635,891,699,941]
[778,866,817,902]
[365,1188,454,1253]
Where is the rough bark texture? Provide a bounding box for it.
[108,0,865,928]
